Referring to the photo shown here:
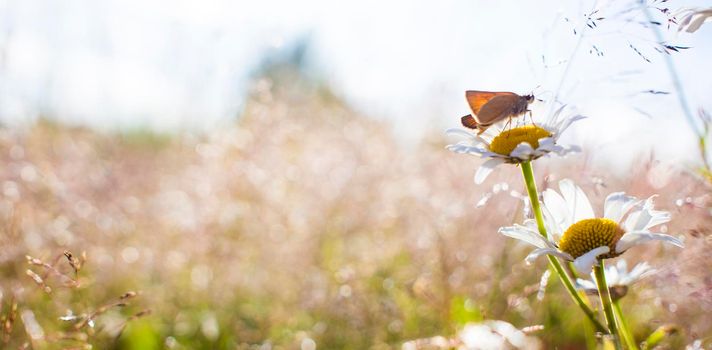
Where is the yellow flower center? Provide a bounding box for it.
[558,218,625,259]
[489,125,551,156]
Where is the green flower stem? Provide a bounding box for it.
[520,162,547,236]
[520,161,607,334]
[594,262,622,349]
[546,255,607,333]
[613,299,639,350]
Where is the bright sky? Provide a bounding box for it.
[0,0,711,168]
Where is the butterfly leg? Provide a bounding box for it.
[503,117,513,135]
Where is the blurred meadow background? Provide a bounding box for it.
[1,0,712,349]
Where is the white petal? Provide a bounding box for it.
[549,147,580,159]
[553,144,581,155]
[486,320,530,348]
[559,179,596,222]
[627,262,657,284]
[615,231,684,253]
[474,132,493,145]
[685,11,712,33]
[623,196,670,232]
[576,278,597,291]
[542,189,572,231]
[621,262,654,285]
[627,199,655,232]
[603,192,640,223]
[622,209,642,232]
[523,218,540,230]
[614,259,628,274]
[499,224,552,249]
[547,144,564,152]
[543,105,568,129]
[536,137,556,152]
[677,11,694,31]
[510,142,536,159]
[522,218,562,242]
[547,145,567,155]
[556,114,586,135]
[540,205,563,241]
[606,263,621,285]
[446,143,488,155]
[572,246,610,275]
[474,158,505,184]
[525,248,572,264]
[623,207,667,233]
[445,143,468,152]
[644,210,671,230]
[480,150,505,158]
[530,149,547,159]
[627,262,651,278]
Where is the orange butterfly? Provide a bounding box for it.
[461,91,534,134]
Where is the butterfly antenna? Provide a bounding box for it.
[527,110,538,127]
[535,89,555,99]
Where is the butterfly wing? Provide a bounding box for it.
[461,114,479,129]
[475,94,522,125]
[465,91,517,115]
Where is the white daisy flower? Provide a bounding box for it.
[402,320,542,350]
[446,106,583,184]
[576,259,654,300]
[499,179,684,274]
[676,7,712,33]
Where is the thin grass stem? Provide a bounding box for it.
[639,2,702,137]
